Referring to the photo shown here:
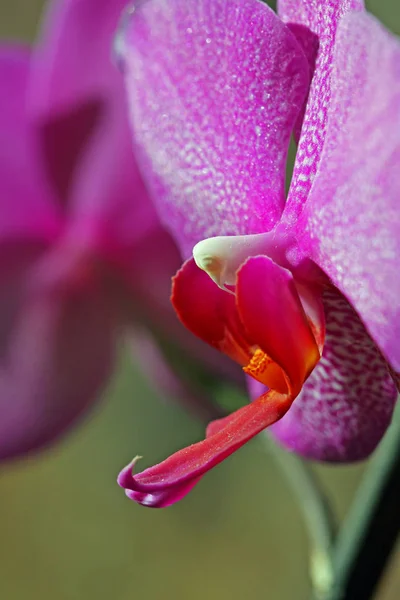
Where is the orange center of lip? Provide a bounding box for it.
[244,348,288,394]
[221,323,289,395]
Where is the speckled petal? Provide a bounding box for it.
[297,13,400,372]
[250,289,397,461]
[121,0,310,257]
[278,0,365,222]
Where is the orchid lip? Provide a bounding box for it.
[118,254,324,507]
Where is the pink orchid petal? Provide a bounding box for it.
[118,388,291,507]
[121,0,310,257]
[30,0,157,244]
[0,243,115,459]
[250,288,397,461]
[278,0,365,221]
[0,46,60,242]
[297,13,400,371]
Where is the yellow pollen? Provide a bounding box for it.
[244,349,272,380]
[244,349,288,394]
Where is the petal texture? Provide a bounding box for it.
[298,13,400,371]
[122,0,310,257]
[253,289,397,461]
[278,0,365,222]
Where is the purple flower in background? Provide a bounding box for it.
[118,0,400,507]
[0,0,239,459]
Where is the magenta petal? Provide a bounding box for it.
[0,46,60,242]
[122,0,310,257]
[255,289,397,461]
[0,247,115,459]
[279,0,365,221]
[298,13,400,371]
[30,0,157,245]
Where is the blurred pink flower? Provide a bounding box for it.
[118,0,400,507]
[0,0,240,459]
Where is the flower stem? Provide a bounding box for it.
[326,404,400,600]
[262,434,336,598]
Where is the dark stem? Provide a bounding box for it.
[326,405,400,600]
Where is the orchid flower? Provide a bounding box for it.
[0,0,240,459]
[118,0,400,507]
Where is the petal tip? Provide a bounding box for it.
[117,455,142,488]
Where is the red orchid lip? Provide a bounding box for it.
[118,255,324,507]
[118,389,291,508]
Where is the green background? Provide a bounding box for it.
[0,1,399,599]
